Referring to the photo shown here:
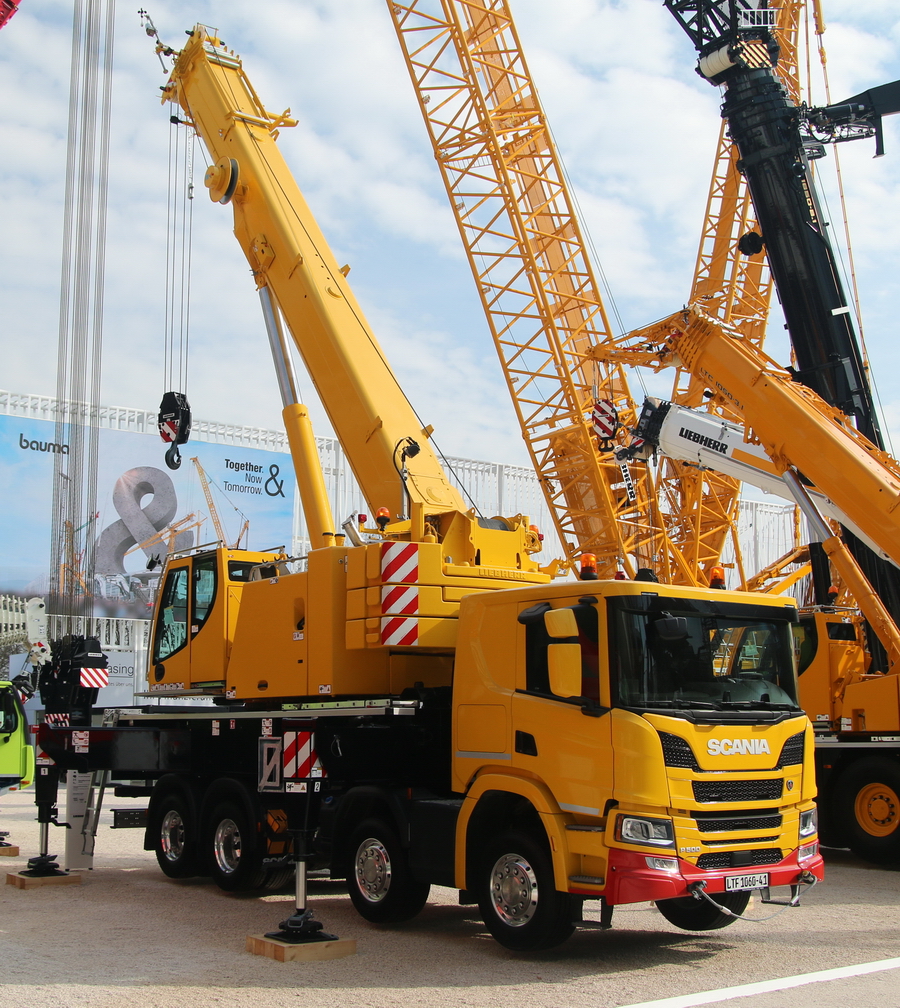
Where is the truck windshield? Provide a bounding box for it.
[609,599,800,711]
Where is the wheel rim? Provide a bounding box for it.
[214,817,242,874]
[160,809,185,862]
[489,853,538,927]
[855,782,900,837]
[354,837,391,903]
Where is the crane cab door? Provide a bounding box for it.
[150,552,227,690]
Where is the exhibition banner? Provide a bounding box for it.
[1,414,295,616]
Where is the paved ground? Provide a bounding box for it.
[2,786,899,1008]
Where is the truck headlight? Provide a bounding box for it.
[799,808,818,838]
[616,814,675,847]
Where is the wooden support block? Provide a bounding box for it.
[246,934,356,962]
[6,872,82,889]
[0,846,20,857]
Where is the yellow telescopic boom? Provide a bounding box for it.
[162,27,465,524]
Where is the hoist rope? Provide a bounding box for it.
[163,115,196,394]
[51,0,116,634]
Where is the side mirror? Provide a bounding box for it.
[544,608,578,639]
[548,643,582,698]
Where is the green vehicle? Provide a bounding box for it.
[1,680,33,796]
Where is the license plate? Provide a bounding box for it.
[724,872,769,892]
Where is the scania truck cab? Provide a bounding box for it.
[450,579,821,943]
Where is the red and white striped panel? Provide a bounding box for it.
[282,731,325,779]
[79,667,109,689]
[159,420,178,443]
[44,712,70,727]
[381,584,418,615]
[380,542,419,584]
[380,616,418,647]
[591,399,618,441]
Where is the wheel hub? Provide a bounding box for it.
[856,782,900,836]
[490,853,538,927]
[214,817,242,873]
[160,809,185,862]
[355,838,391,902]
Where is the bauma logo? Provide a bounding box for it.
[19,433,69,454]
[707,738,771,756]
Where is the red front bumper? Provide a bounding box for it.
[590,846,825,906]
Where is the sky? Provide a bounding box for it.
[0,0,898,473]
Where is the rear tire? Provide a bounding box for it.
[346,817,430,923]
[655,890,750,930]
[833,757,900,864]
[206,799,269,891]
[477,829,577,951]
[152,792,200,879]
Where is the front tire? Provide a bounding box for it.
[655,890,750,930]
[152,792,201,879]
[833,757,900,864]
[346,818,430,923]
[477,830,577,951]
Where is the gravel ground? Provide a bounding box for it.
[2,786,899,1008]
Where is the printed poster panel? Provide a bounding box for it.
[0,414,295,617]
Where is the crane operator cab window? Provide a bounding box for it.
[609,598,801,713]
[153,566,189,662]
[518,598,600,702]
[192,554,217,632]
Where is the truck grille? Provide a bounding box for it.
[697,848,783,869]
[776,732,805,768]
[692,779,783,803]
[695,813,782,832]
[661,731,805,772]
[660,732,699,769]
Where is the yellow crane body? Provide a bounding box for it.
[116,26,824,948]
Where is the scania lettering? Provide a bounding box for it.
[708,739,772,756]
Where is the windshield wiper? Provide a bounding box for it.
[717,700,800,711]
[640,699,722,710]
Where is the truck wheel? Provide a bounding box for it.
[833,757,900,864]
[655,890,750,930]
[346,818,430,923]
[152,792,201,878]
[207,799,269,891]
[477,830,577,951]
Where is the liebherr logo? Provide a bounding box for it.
[707,738,771,756]
[678,427,728,455]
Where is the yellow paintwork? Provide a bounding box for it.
[842,675,900,734]
[796,611,870,725]
[456,772,579,892]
